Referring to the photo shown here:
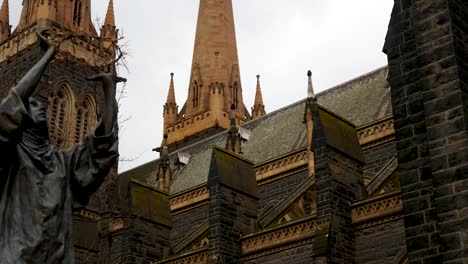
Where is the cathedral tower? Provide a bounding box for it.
[164,0,251,146]
[0,0,117,149]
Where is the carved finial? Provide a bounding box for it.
[307,70,315,98]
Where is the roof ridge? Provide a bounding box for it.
[316,65,388,97]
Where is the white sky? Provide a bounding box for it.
[9,0,394,172]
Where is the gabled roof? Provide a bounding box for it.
[118,66,391,198]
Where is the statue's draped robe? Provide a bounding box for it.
[0,91,118,263]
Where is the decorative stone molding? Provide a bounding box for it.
[0,25,113,67]
[170,186,209,213]
[108,218,124,232]
[74,209,100,221]
[255,149,308,184]
[242,238,314,261]
[357,117,395,149]
[241,216,317,258]
[352,191,402,226]
[154,247,207,264]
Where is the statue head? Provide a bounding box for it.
[26,98,49,141]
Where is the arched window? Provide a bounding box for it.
[73,0,83,26]
[232,81,239,109]
[192,81,199,108]
[74,95,97,144]
[47,83,75,148]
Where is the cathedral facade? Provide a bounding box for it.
[0,0,466,263]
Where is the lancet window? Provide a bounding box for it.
[193,81,200,108]
[232,81,239,109]
[73,0,83,26]
[48,83,75,148]
[74,95,97,144]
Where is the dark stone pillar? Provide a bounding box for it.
[98,180,172,264]
[311,106,364,264]
[384,1,468,263]
[207,147,258,264]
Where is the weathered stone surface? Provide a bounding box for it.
[385,0,468,262]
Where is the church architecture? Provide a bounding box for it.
[0,0,466,263]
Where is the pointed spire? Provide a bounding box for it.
[104,0,115,27]
[163,73,178,133]
[166,73,176,105]
[254,75,264,106]
[252,74,266,119]
[0,0,9,25]
[307,70,315,98]
[183,0,248,118]
[101,0,118,51]
[0,0,10,42]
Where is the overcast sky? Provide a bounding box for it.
[9,0,394,172]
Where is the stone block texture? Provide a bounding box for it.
[363,141,397,180]
[243,244,313,264]
[313,146,364,263]
[385,0,468,263]
[171,204,209,247]
[257,170,308,212]
[355,219,407,264]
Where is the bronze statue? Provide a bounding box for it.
[0,31,122,263]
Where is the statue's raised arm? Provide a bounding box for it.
[0,30,120,263]
[13,30,56,103]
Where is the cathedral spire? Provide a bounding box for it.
[163,73,178,133]
[163,0,251,146]
[166,73,176,105]
[0,0,10,43]
[104,0,115,27]
[185,0,248,118]
[252,74,266,119]
[101,0,118,51]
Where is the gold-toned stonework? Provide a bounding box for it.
[0,25,114,68]
[352,191,402,226]
[170,186,209,214]
[241,216,316,258]
[74,209,100,221]
[108,218,124,232]
[154,247,207,264]
[357,117,395,149]
[255,148,308,184]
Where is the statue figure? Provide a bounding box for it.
[0,31,123,263]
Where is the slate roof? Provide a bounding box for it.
[117,66,391,198]
[317,66,390,127]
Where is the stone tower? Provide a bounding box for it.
[163,0,251,146]
[0,0,118,149]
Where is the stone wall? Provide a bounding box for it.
[170,204,209,247]
[355,219,407,264]
[243,244,313,264]
[363,141,397,180]
[0,44,105,111]
[385,0,468,262]
[257,170,308,212]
